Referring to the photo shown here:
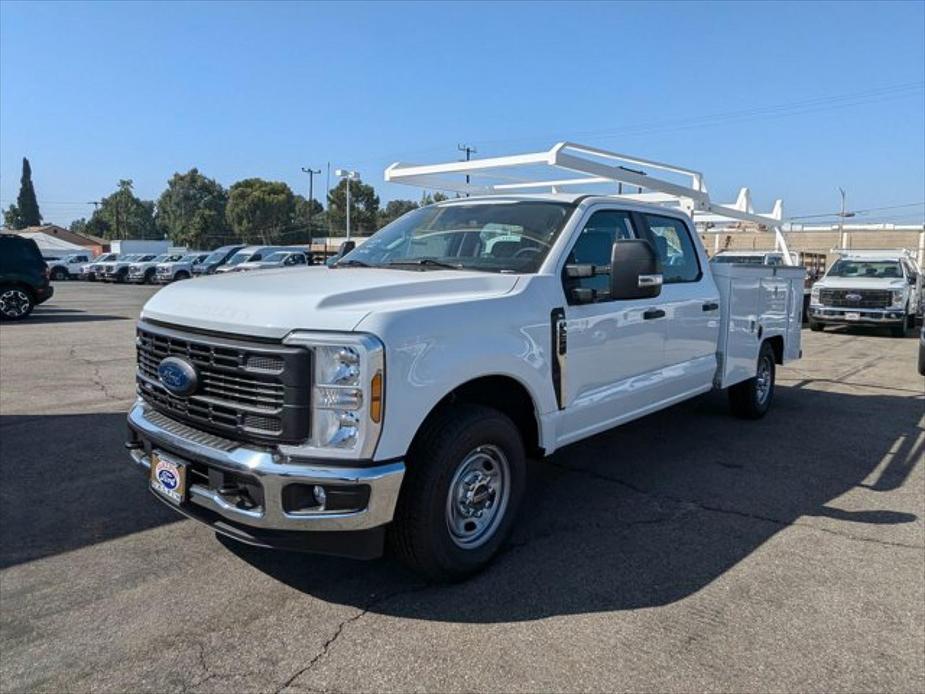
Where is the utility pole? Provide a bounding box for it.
[458,144,477,192]
[301,167,321,245]
[838,187,846,244]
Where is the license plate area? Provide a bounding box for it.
[845,312,861,321]
[150,450,187,504]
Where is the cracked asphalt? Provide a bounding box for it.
[1,282,923,693]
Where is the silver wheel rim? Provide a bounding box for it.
[0,289,31,317]
[756,355,772,405]
[445,444,510,549]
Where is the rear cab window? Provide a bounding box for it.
[642,213,701,283]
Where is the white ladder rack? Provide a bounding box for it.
[385,141,793,264]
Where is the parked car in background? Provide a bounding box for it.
[47,252,94,281]
[809,250,921,337]
[102,254,159,283]
[80,253,119,281]
[192,245,246,276]
[234,249,311,272]
[128,253,184,284]
[213,246,278,273]
[919,327,925,376]
[155,252,210,283]
[0,235,54,320]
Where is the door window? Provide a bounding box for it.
[643,214,701,283]
[564,210,636,300]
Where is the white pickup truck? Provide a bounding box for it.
[808,249,922,336]
[125,143,803,580]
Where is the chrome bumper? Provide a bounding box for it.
[127,402,404,532]
[810,305,906,324]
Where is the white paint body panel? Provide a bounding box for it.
[138,196,803,462]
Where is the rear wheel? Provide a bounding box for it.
[389,404,526,582]
[0,286,35,320]
[729,341,776,419]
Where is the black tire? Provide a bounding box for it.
[175,271,190,281]
[0,285,35,321]
[729,341,776,419]
[890,324,907,338]
[809,320,824,332]
[144,268,157,285]
[389,404,526,582]
[50,267,68,281]
[86,273,97,282]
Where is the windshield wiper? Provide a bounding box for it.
[333,259,373,268]
[386,258,463,270]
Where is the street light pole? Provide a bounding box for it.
[335,169,358,240]
[838,187,848,248]
[458,144,477,192]
[301,167,321,245]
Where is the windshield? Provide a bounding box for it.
[827,259,904,279]
[263,251,289,263]
[181,254,202,262]
[120,254,141,262]
[205,250,227,263]
[226,251,254,265]
[337,201,575,272]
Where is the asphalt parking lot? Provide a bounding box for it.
[1,281,923,693]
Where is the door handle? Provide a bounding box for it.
[702,302,719,312]
[643,308,666,320]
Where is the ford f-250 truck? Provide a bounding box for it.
[125,143,803,580]
[808,249,921,336]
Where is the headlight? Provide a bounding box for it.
[810,286,821,303]
[283,332,384,459]
[891,289,906,307]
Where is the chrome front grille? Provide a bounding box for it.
[135,321,311,444]
[819,289,891,309]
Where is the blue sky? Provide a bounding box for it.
[1,0,923,227]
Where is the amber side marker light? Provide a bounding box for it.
[370,371,383,423]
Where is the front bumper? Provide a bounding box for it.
[809,305,906,326]
[126,402,405,557]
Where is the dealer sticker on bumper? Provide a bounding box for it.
[150,451,187,504]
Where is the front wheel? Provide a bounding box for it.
[175,271,190,281]
[144,269,157,285]
[729,341,776,419]
[809,320,824,332]
[50,267,68,281]
[0,286,35,320]
[389,404,526,582]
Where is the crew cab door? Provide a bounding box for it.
[555,208,669,445]
[640,213,720,395]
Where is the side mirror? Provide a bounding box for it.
[610,239,662,300]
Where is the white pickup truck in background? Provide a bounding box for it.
[125,143,804,580]
[809,249,922,336]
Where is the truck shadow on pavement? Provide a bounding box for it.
[0,413,182,569]
[226,384,923,623]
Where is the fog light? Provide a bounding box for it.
[312,485,327,508]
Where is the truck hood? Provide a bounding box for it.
[141,266,521,338]
[816,277,908,290]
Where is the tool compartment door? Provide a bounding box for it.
[713,264,762,388]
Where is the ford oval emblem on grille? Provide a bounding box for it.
[157,356,199,396]
[845,292,863,302]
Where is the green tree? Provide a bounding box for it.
[156,169,231,249]
[327,177,380,235]
[293,194,325,241]
[69,215,110,237]
[90,180,157,240]
[377,199,418,227]
[226,178,295,244]
[3,157,42,229]
[420,191,449,207]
